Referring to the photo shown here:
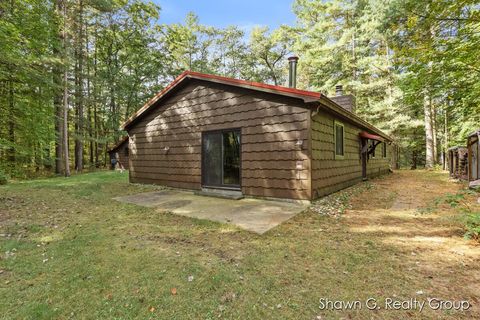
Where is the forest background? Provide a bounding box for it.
[1,0,478,178]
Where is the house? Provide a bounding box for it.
[121,57,393,201]
[447,146,468,180]
[108,136,129,170]
[467,130,480,187]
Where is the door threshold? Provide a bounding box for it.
[195,188,244,200]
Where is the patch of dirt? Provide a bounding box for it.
[344,170,480,314]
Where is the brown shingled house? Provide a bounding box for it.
[108,136,129,170]
[121,58,393,201]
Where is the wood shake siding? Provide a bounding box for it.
[128,80,311,200]
[116,142,129,169]
[109,139,129,169]
[311,110,390,198]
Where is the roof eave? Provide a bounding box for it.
[186,73,321,103]
[120,71,392,143]
[121,71,322,130]
[468,130,480,139]
[121,71,190,130]
[108,136,129,153]
[317,96,393,142]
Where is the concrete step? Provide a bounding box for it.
[194,188,244,200]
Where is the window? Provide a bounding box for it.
[202,129,241,187]
[382,142,387,158]
[371,140,376,158]
[334,121,345,158]
[125,147,129,157]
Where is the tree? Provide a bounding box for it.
[386,0,480,167]
[248,26,291,85]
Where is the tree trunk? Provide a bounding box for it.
[444,105,449,170]
[62,0,70,177]
[411,150,418,170]
[432,104,438,165]
[74,0,84,172]
[54,0,64,174]
[63,68,70,177]
[8,79,15,163]
[94,103,99,167]
[93,22,99,168]
[424,91,435,168]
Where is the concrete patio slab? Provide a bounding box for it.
[113,190,306,234]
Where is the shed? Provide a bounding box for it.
[467,130,480,187]
[121,66,393,202]
[108,136,129,170]
[447,146,468,179]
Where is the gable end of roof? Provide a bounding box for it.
[121,71,322,129]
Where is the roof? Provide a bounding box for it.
[121,71,321,130]
[468,130,480,139]
[108,136,128,153]
[120,70,392,141]
[447,146,467,151]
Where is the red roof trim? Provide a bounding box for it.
[186,71,321,99]
[122,71,190,129]
[121,70,321,129]
[359,131,384,142]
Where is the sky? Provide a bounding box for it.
[152,0,297,32]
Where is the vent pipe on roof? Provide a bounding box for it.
[335,85,343,96]
[288,56,299,88]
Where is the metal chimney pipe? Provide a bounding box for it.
[335,85,343,96]
[288,56,299,88]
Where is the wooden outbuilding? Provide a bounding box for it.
[108,136,129,170]
[467,130,480,187]
[447,146,468,180]
[121,64,393,201]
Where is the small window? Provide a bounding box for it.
[368,140,378,159]
[334,121,345,158]
[125,147,129,157]
[382,142,387,158]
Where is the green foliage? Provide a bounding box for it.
[1,0,479,174]
[418,188,480,241]
[386,0,480,166]
[465,212,480,240]
[0,169,8,185]
[289,0,480,168]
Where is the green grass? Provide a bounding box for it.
[0,171,477,319]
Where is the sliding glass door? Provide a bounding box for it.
[202,129,241,188]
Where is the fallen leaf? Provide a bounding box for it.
[149,306,155,312]
[171,287,177,295]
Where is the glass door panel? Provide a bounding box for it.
[202,129,240,188]
[223,131,240,186]
[202,132,222,186]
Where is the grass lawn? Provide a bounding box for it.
[0,170,479,319]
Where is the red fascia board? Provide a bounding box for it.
[121,71,322,129]
[121,71,190,129]
[186,71,321,99]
